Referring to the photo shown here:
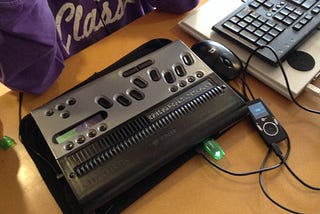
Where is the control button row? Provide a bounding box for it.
[122,52,194,78]
[99,68,195,108]
[96,88,145,108]
[114,88,145,107]
[131,63,188,86]
[63,123,108,151]
[169,71,205,92]
[44,97,77,117]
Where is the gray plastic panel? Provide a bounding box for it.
[31,40,219,159]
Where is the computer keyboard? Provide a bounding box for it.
[212,0,320,65]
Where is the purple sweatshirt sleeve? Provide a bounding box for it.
[0,0,199,94]
[0,0,64,94]
[147,0,200,14]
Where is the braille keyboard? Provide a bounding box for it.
[29,40,247,211]
[212,0,320,65]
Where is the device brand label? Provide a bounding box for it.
[146,80,214,121]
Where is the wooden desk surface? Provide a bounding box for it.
[1,1,320,213]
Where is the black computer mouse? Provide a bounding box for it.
[191,40,242,81]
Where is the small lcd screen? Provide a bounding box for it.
[55,111,107,144]
[248,102,269,120]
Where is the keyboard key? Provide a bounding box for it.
[230,16,241,23]
[223,21,242,33]
[249,1,260,8]
[274,24,285,32]
[257,15,268,23]
[301,0,317,9]
[305,14,313,20]
[250,11,261,19]
[293,8,304,16]
[244,16,255,23]
[240,29,259,42]
[254,29,265,37]
[236,8,252,19]
[256,0,266,4]
[263,1,274,8]
[252,20,263,27]
[256,39,268,46]
[290,0,305,4]
[288,12,300,20]
[238,20,249,28]
[262,34,274,42]
[269,28,280,37]
[246,25,257,32]
[283,17,294,25]
[280,8,291,16]
[260,24,271,32]
[299,17,309,25]
[285,5,296,11]
[311,5,320,14]
[266,20,277,27]
[293,22,304,30]
[274,13,285,21]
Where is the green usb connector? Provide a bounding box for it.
[0,136,16,150]
[203,138,225,160]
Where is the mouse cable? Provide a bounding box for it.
[236,74,255,101]
[260,129,320,213]
[240,53,256,101]
[243,45,320,115]
[197,139,295,213]
[18,92,64,180]
[198,136,305,213]
[258,129,304,214]
[259,145,304,214]
[224,55,254,101]
[270,139,320,191]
